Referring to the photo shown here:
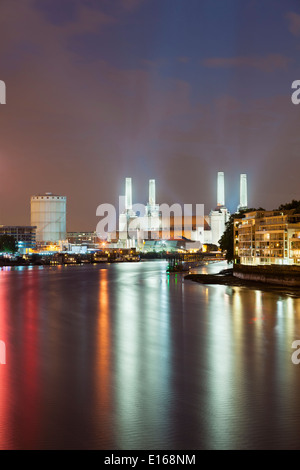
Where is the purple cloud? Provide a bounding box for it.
[203,54,292,72]
[286,11,300,36]
[120,0,146,11]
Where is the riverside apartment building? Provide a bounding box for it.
[234,210,300,266]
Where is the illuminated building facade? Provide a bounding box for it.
[235,210,300,265]
[67,231,99,246]
[0,225,36,254]
[67,231,100,252]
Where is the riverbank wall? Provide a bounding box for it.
[233,264,300,286]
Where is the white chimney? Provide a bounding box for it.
[239,174,247,209]
[149,179,155,206]
[217,171,225,207]
[125,177,132,211]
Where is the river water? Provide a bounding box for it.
[0,260,300,450]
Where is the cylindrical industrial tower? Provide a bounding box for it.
[31,192,67,243]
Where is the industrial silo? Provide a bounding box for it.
[31,193,67,243]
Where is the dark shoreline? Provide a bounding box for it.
[185,269,300,298]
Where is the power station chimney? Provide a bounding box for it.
[149,179,155,206]
[125,177,132,211]
[217,171,225,207]
[239,174,247,210]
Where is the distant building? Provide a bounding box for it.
[143,239,201,253]
[109,172,247,252]
[114,177,214,251]
[67,231,100,249]
[31,192,66,244]
[208,171,230,246]
[0,226,36,254]
[209,207,230,246]
[234,210,300,266]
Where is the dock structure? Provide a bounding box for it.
[166,252,204,273]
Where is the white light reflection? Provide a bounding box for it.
[255,291,263,319]
[95,267,113,445]
[114,263,171,449]
[206,285,235,447]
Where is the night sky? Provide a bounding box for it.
[1,0,300,231]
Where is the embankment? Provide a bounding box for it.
[233,264,300,286]
[185,264,300,297]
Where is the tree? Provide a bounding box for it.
[277,200,300,213]
[219,208,264,263]
[219,214,236,263]
[0,235,17,253]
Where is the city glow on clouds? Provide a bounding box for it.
[1,0,300,230]
[203,54,292,73]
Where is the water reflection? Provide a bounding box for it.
[19,270,40,448]
[202,283,300,449]
[0,262,300,449]
[0,271,11,448]
[114,263,171,449]
[95,268,113,446]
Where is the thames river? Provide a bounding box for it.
[0,260,300,449]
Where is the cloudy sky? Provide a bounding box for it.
[1,0,300,230]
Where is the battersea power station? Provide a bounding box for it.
[105,172,248,253]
